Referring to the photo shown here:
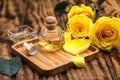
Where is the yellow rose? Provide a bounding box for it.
[67,14,93,38]
[68,5,81,18]
[68,4,95,21]
[90,17,120,51]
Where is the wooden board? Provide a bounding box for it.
[12,37,99,76]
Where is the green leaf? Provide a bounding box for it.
[0,56,22,76]
[98,0,105,7]
[94,5,105,20]
[54,1,69,16]
[99,5,105,10]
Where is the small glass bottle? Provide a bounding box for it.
[39,16,63,51]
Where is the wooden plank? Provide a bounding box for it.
[110,46,120,80]
[12,37,99,76]
[97,53,113,80]
[103,51,118,80]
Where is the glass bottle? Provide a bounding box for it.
[39,16,63,51]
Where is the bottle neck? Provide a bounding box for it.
[44,21,57,30]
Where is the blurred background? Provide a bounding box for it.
[0,0,120,40]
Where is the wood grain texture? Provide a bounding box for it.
[1,0,120,80]
[12,37,99,76]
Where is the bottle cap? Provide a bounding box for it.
[23,42,38,55]
[44,16,57,30]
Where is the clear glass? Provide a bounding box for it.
[39,23,64,52]
[7,25,37,43]
[40,26,63,42]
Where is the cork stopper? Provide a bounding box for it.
[44,16,57,30]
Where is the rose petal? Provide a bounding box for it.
[63,31,91,55]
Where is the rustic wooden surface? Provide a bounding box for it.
[1,0,120,80]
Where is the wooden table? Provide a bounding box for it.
[0,0,120,80]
